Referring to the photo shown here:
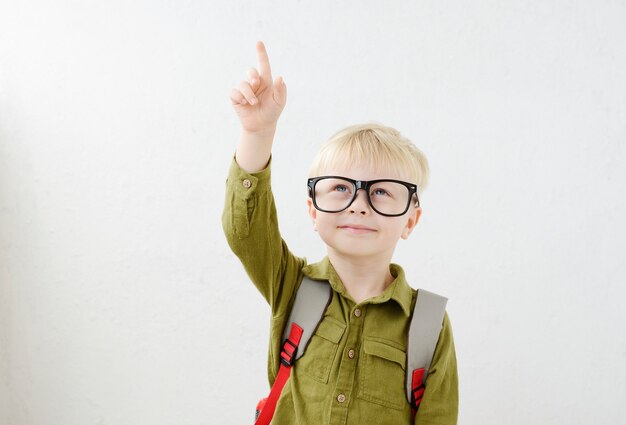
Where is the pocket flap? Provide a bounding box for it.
[363,340,406,370]
[314,317,346,344]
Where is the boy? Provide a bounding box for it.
[223,41,458,425]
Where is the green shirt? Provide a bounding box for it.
[222,156,458,425]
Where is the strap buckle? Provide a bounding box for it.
[279,338,298,367]
[411,368,426,413]
[411,382,426,409]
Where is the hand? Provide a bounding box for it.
[229,41,287,134]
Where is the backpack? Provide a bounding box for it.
[254,276,447,425]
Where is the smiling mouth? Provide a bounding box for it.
[338,225,376,232]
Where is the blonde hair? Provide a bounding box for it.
[308,123,430,193]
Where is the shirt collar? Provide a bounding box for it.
[302,256,414,316]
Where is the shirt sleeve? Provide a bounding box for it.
[221,154,306,316]
[414,312,459,425]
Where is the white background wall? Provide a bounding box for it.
[1,1,625,424]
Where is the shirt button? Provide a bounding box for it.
[348,349,355,359]
[354,308,362,318]
[242,179,252,188]
[337,393,346,403]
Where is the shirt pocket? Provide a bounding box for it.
[297,316,346,384]
[358,338,407,410]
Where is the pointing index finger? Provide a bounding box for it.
[256,41,273,84]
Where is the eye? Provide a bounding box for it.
[334,184,350,192]
[372,188,390,196]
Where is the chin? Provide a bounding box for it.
[328,244,380,259]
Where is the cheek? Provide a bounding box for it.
[386,219,410,239]
[314,214,334,233]
[315,214,344,243]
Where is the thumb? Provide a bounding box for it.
[272,76,287,106]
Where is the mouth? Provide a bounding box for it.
[338,225,377,233]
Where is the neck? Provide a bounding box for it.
[327,250,395,304]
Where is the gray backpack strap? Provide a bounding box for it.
[405,289,448,402]
[282,276,332,360]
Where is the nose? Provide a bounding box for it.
[348,189,371,215]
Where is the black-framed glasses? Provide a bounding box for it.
[307,176,419,217]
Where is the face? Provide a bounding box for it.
[307,163,422,262]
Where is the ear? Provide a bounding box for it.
[401,206,421,240]
[307,198,318,231]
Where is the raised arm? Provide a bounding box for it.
[224,42,304,311]
[229,41,287,173]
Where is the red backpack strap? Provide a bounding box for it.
[254,322,303,425]
[254,277,331,424]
